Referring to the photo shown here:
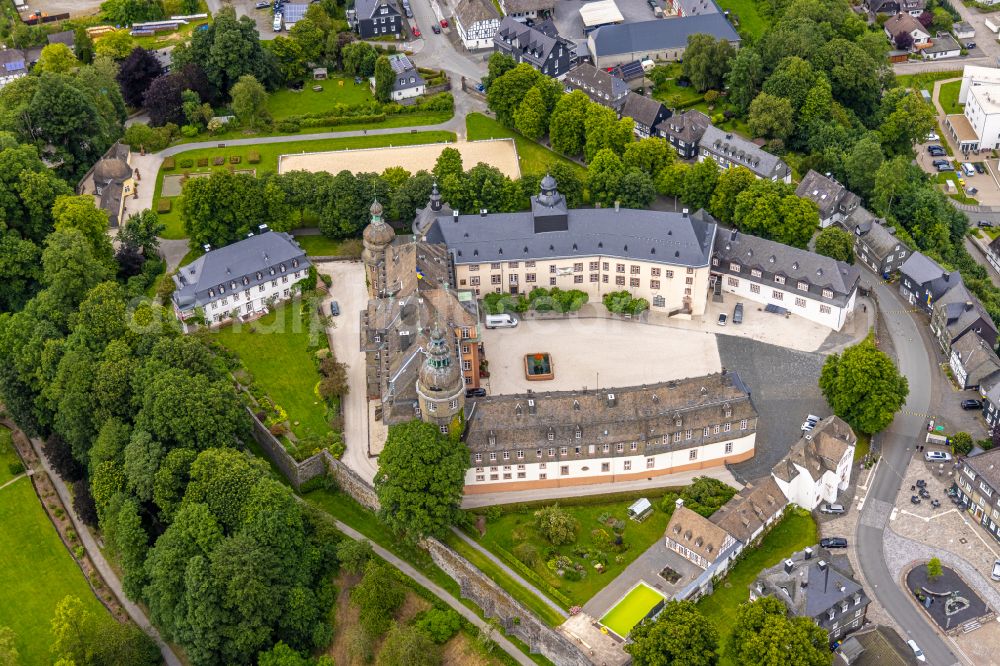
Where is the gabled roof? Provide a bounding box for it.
[455,0,501,27]
[962,447,1000,492]
[796,170,859,220]
[564,62,629,106]
[676,0,720,14]
[665,505,733,565]
[850,215,905,259]
[589,15,739,57]
[899,252,959,301]
[495,16,563,65]
[772,416,856,484]
[754,546,867,620]
[0,49,27,74]
[934,281,998,340]
[700,125,789,179]
[709,476,787,544]
[950,332,1000,387]
[659,109,711,144]
[884,13,928,36]
[620,91,668,128]
[355,0,398,20]
[836,625,917,666]
[47,31,75,47]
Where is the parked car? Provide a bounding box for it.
[925,450,952,462]
[937,164,955,172]
[821,503,845,514]
[411,25,421,37]
[928,144,945,152]
[967,42,977,49]
[717,313,727,326]
[992,559,1000,581]
[432,23,440,32]
[931,159,949,167]
[475,82,485,93]
[733,302,744,324]
[968,187,979,195]
[907,640,926,663]
[329,301,340,316]
[962,399,983,410]
[440,18,448,27]
[405,7,413,16]
[975,162,987,174]
[255,0,270,7]
[820,537,848,548]
[465,387,487,397]
[979,220,994,228]
[926,131,939,141]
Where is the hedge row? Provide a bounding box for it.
[470,485,680,517]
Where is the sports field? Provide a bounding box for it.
[277,139,521,178]
[599,583,665,639]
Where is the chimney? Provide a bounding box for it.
[818,559,827,571]
[783,559,794,574]
[675,497,684,509]
[614,200,620,212]
[203,244,212,253]
[258,223,269,233]
[730,229,738,241]
[804,546,813,560]
[966,301,974,311]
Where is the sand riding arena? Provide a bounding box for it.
[276,139,521,178]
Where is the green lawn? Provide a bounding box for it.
[695,509,817,666]
[154,130,457,239]
[854,433,871,461]
[895,70,962,92]
[651,64,705,108]
[465,113,586,178]
[211,300,331,448]
[267,78,377,118]
[939,79,962,115]
[0,471,113,665]
[0,427,20,485]
[292,235,362,257]
[714,0,768,39]
[468,491,675,607]
[600,583,665,639]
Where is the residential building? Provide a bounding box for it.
[708,476,788,549]
[949,332,1000,390]
[666,0,720,16]
[665,504,738,570]
[373,54,425,101]
[454,0,502,50]
[620,92,671,138]
[842,210,910,277]
[463,371,758,492]
[865,0,925,14]
[924,32,961,60]
[76,143,135,228]
[171,229,311,325]
[498,0,554,21]
[980,378,1000,427]
[954,448,1000,543]
[795,170,861,228]
[954,22,975,40]
[712,230,861,331]
[423,174,719,318]
[699,126,792,183]
[46,30,75,49]
[898,251,962,311]
[929,280,998,354]
[493,17,573,79]
[352,0,403,38]
[563,61,629,110]
[587,15,740,68]
[986,233,1000,274]
[958,65,1000,104]
[0,49,28,88]
[658,109,711,159]
[883,14,931,47]
[771,416,857,510]
[835,624,922,666]
[961,82,1000,151]
[751,546,870,644]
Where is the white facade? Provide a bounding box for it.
[965,84,1000,150]
[714,272,857,331]
[457,16,500,50]
[959,65,1000,104]
[202,269,305,324]
[771,444,854,510]
[464,431,755,488]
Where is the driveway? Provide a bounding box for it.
[318,261,376,483]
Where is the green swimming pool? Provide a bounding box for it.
[599,583,666,639]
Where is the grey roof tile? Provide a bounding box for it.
[589,15,739,57]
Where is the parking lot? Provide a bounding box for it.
[552,0,660,42]
[228,0,283,40]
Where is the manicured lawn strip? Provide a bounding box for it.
[465,113,586,177]
[267,78,377,117]
[154,130,456,239]
[0,476,113,666]
[469,491,674,607]
[896,70,962,92]
[939,79,962,115]
[293,235,358,257]
[695,509,817,665]
[713,0,768,39]
[854,433,871,461]
[599,583,665,639]
[443,533,566,626]
[211,300,331,443]
[0,427,20,485]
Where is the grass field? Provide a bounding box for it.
[0,464,113,665]
[267,78,376,117]
[0,427,20,485]
[714,0,768,39]
[696,509,817,666]
[293,235,362,257]
[600,583,665,639]
[154,130,457,239]
[465,113,586,177]
[211,300,331,447]
[896,70,962,92]
[469,491,674,607]
[939,79,963,115]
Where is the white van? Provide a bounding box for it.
[273,13,282,31]
[485,314,518,329]
[963,162,976,177]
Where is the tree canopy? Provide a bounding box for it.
[819,335,908,434]
[626,601,719,666]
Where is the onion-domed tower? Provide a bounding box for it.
[362,200,395,298]
[416,323,465,432]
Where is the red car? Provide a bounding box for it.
[440,18,448,27]
[412,26,421,37]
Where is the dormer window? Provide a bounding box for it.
[292,259,299,268]
[269,268,275,275]
[547,430,555,441]
[280,264,286,273]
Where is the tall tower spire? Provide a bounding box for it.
[362,199,395,298]
[416,319,465,432]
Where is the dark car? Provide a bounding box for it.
[962,399,983,410]
[733,302,744,324]
[936,164,955,172]
[329,301,340,316]
[979,220,994,228]
[255,0,270,7]
[932,159,950,167]
[432,23,441,33]
[820,537,848,549]
[967,42,977,49]
[466,388,487,398]
[976,162,987,174]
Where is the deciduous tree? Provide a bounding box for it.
[534,504,578,545]
[709,166,755,224]
[587,148,625,207]
[230,74,268,129]
[373,55,394,103]
[728,597,830,666]
[514,85,547,140]
[35,43,79,74]
[352,560,405,636]
[548,90,589,157]
[486,63,542,128]
[626,601,719,666]
[819,335,908,434]
[748,92,794,141]
[376,622,441,666]
[117,47,164,108]
[682,34,734,92]
[681,158,719,211]
[814,226,854,263]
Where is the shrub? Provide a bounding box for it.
[563,568,583,581]
[72,479,98,526]
[952,431,973,455]
[7,461,24,476]
[534,504,579,546]
[180,124,199,137]
[212,156,225,166]
[320,273,333,287]
[602,290,649,315]
[230,155,241,164]
[248,150,261,163]
[163,156,175,170]
[197,157,209,167]
[276,120,301,133]
[485,505,502,522]
[413,608,462,644]
[178,157,193,168]
[156,198,172,213]
[513,542,539,566]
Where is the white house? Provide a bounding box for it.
[0,49,28,88]
[771,416,856,510]
[454,0,501,50]
[963,83,1000,151]
[959,65,1000,104]
[923,32,961,60]
[370,54,425,101]
[171,229,311,327]
[711,229,861,331]
[699,126,792,183]
[883,13,930,47]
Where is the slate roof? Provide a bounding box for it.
[796,170,860,221]
[676,0,720,14]
[47,30,75,47]
[700,125,789,180]
[933,281,998,341]
[455,0,501,27]
[495,16,563,67]
[620,91,667,128]
[884,13,927,37]
[850,216,904,258]
[899,251,950,289]
[500,0,554,14]
[714,230,861,306]
[425,201,718,267]
[659,109,711,143]
[990,234,1000,258]
[355,0,397,19]
[172,231,310,311]
[563,62,629,107]
[387,54,425,91]
[772,416,856,484]
[589,15,739,57]
[709,476,787,544]
[950,332,1000,387]
[665,505,732,564]
[754,546,866,620]
[925,32,960,55]
[835,625,917,666]
[963,447,1000,492]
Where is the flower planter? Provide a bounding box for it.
[525,353,554,381]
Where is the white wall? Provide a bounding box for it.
[965,85,1000,150]
[717,274,856,331]
[458,18,499,50]
[202,269,305,323]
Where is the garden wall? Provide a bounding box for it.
[423,537,592,666]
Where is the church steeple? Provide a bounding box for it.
[430,182,442,212]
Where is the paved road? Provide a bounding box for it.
[855,275,960,666]
[333,520,536,665]
[24,432,182,666]
[450,527,568,618]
